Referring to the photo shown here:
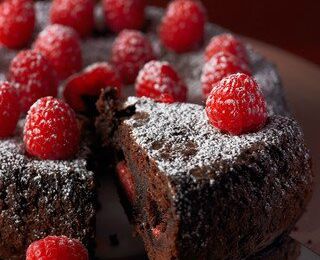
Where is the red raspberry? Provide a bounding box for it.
[111,30,155,84]
[0,0,35,49]
[201,51,251,97]
[64,62,122,112]
[206,73,267,135]
[23,97,80,160]
[154,93,175,104]
[8,50,58,113]
[0,82,20,138]
[102,0,146,33]
[205,33,249,63]
[135,60,187,103]
[159,0,206,53]
[26,235,88,260]
[33,24,83,81]
[116,161,135,203]
[50,0,94,37]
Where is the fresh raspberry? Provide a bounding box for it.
[50,0,94,37]
[205,33,249,63]
[0,82,20,138]
[26,235,88,260]
[0,0,35,49]
[159,0,206,53]
[102,0,146,33]
[33,24,82,81]
[64,62,122,112]
[135,60,187,103]
[154,93,175,104]
[111,30,155,84]
[24,97,80,160]
[8,50,58,113]
[201,51,251,97]
[116,161,135,203]
[206,73,267,135]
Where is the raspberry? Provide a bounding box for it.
[205,33,249,63]
[0,0,35,49]
[23,97,80,160]
[135,60,187,103]
[206,73,267,135]
[50,0,94,37]
[0,82,20,138]
[201,51,251,97]
[111,30,155,84]
[102,0,145,33]
[116,161,135,203]
[159,0,206,53]
[8,50,58,113]
[33,24,82,81]
[26,235,88,260]
[154,93,175,104]
[64,62,122,112]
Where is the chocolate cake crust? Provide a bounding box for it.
[97,95,312,260]
[0,123,96,260]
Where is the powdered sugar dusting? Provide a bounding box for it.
[123,97,304,179]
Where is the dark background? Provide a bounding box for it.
[148,0,320,65]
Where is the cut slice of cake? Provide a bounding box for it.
[97,92,313,260]
[0,121,96,259]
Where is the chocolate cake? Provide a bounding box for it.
[0,1,312,259]
[96,93,312,259]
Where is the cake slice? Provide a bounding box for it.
[97,92,312,259]
[0,121,96,260]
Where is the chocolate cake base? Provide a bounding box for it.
[97,94,312,260]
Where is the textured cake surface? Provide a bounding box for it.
[100,96,312,259]
[0,122,96,260]
[122,97,296,176]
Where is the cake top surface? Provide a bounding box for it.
[122,97,306,181]
[0,121,93,184]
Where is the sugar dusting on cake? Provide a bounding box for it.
[123,97,307,180]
